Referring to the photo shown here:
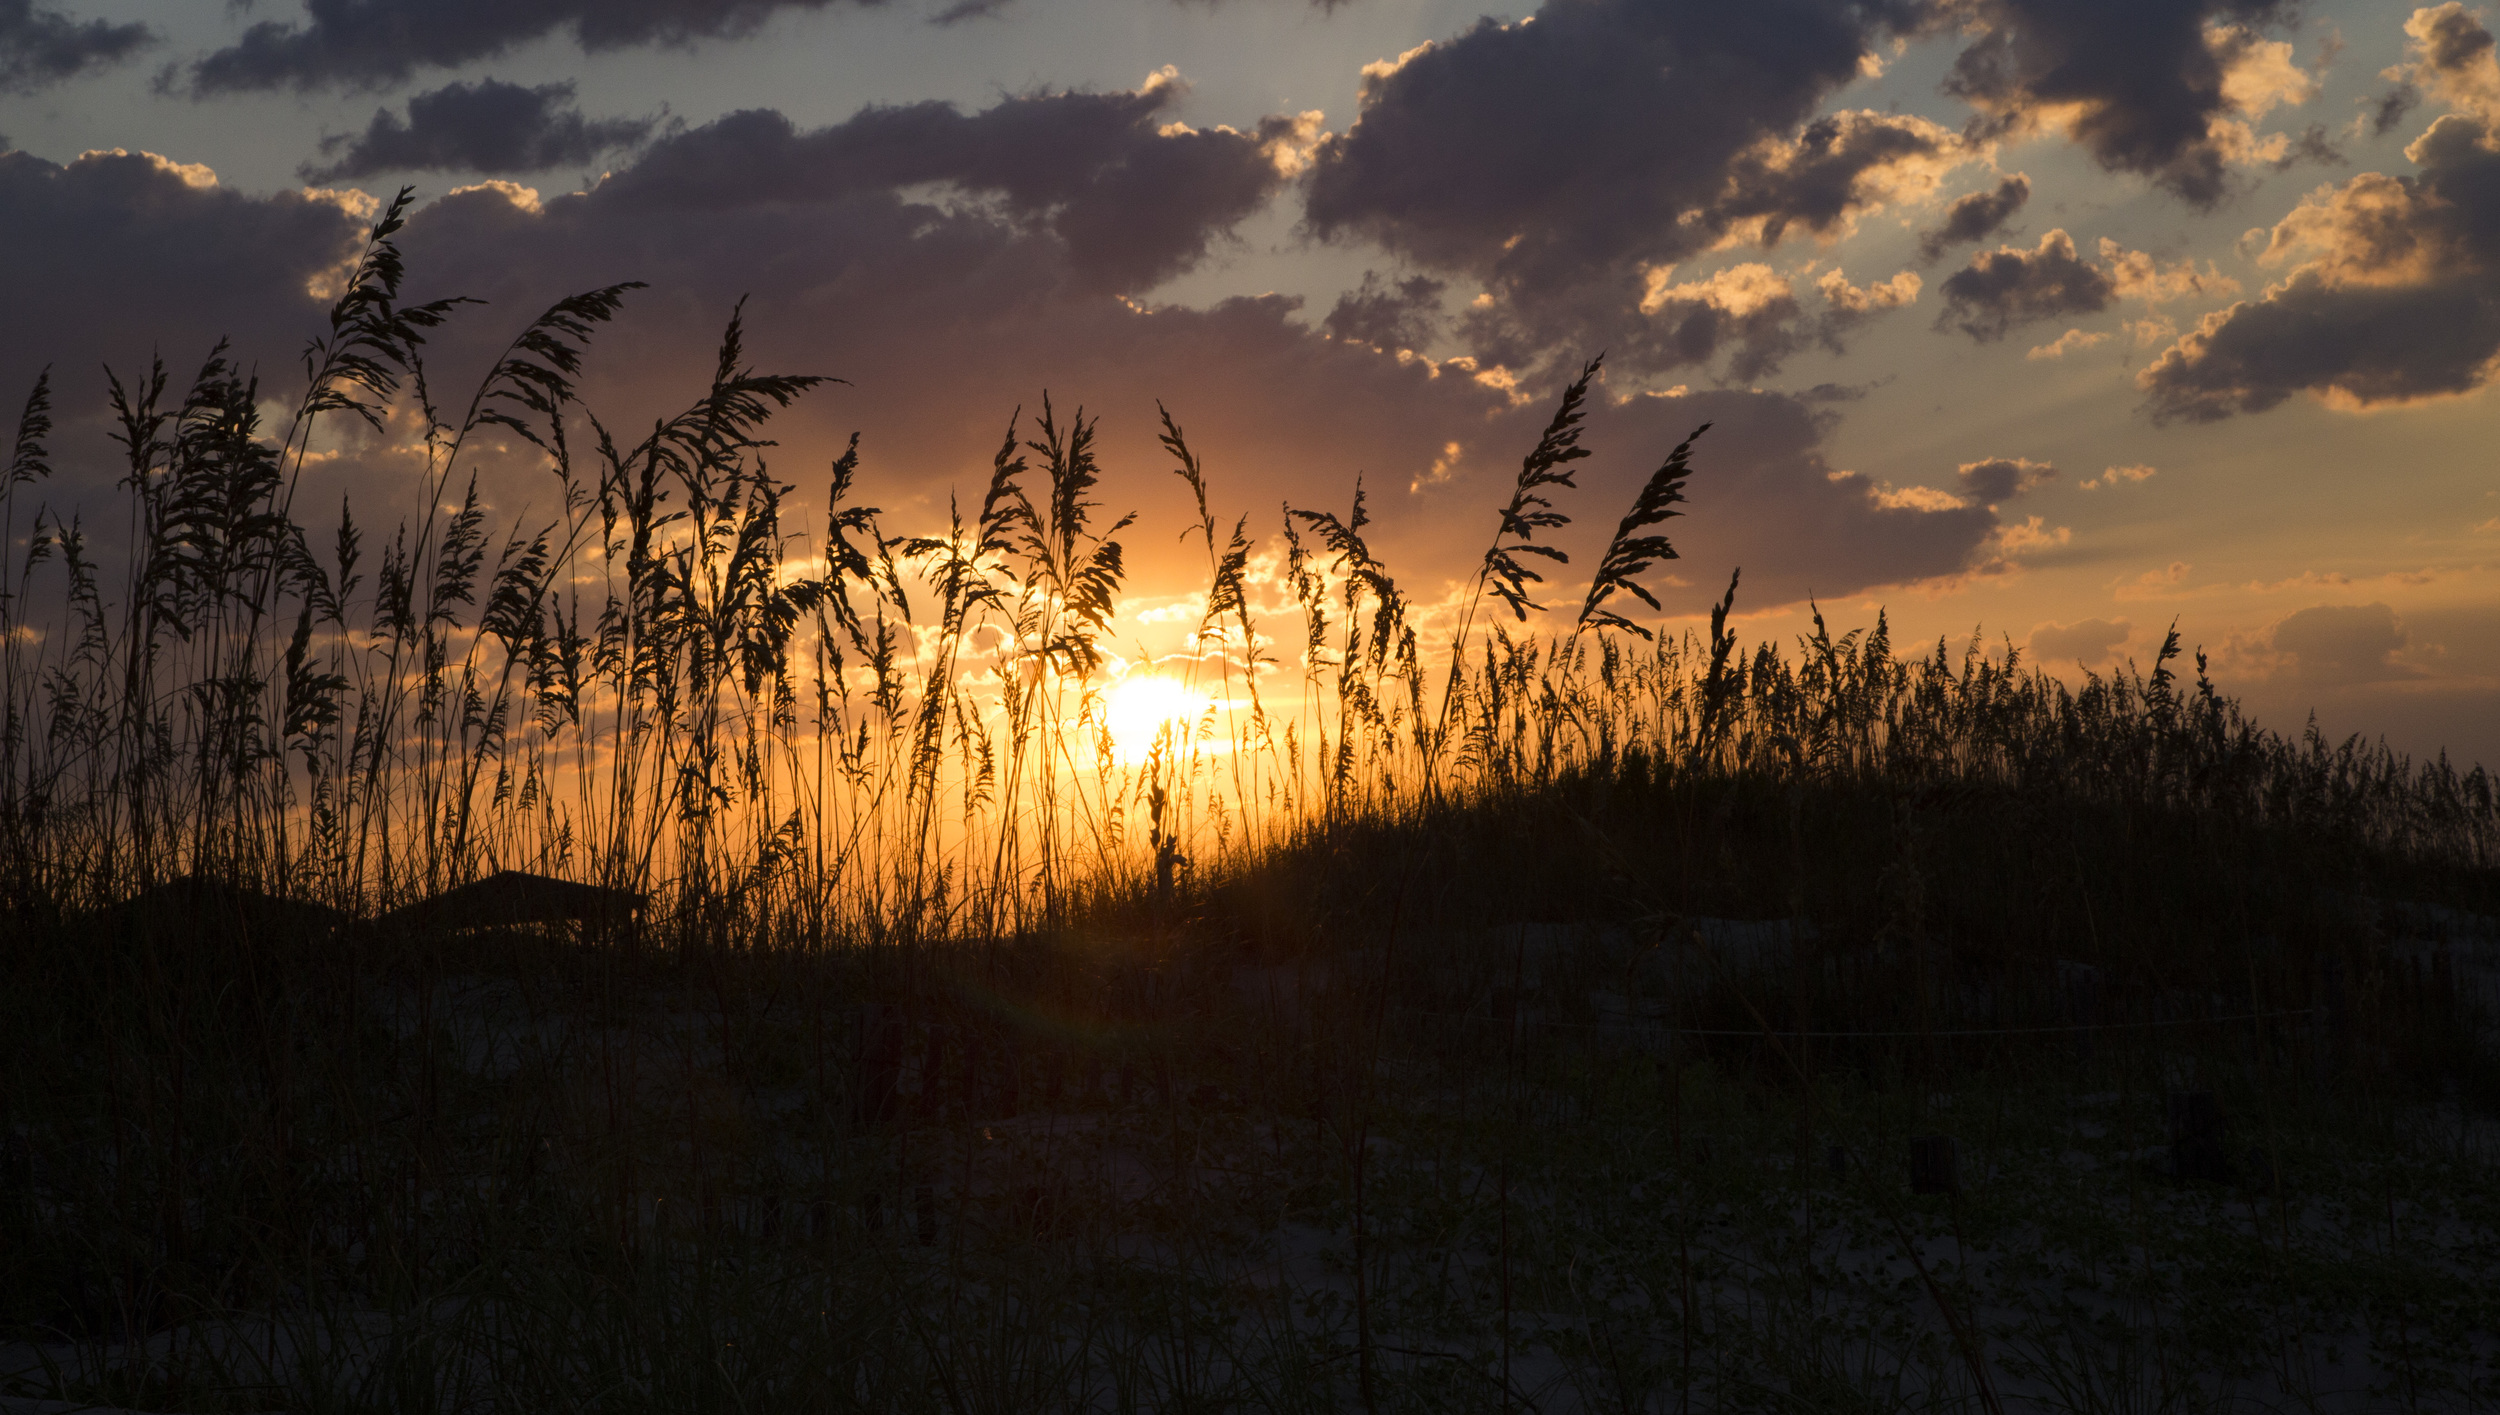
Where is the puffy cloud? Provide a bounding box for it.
[2140,76,2500,421]
[2371,84,2425,137]
[0,0,148,92]
[1322,271,1446,351]
[2211,22,2318,120]
[2028,617,2132,663]
[1302,0,1941,377]
[187,0,864,94]
[578,79,1318,292]
[0,89,2042,623]
[2391,3,2500,125]
[0,148,364,426]
[1915,173,2029,263]
[2026,326,2108,358]
[301,80,659,181]
[1579,390,2022,610]
[1935,229,2115,340]
[2270,602,2424,684]
[1933,230,2235,348]
[1941,0,2304,206]
[2081,462,2158,488]
[2098,236,2243,302]
[1625,263,1812,381]
[1815,266,1922,314]
[1956,454,2054,504]
[1714,110,1972,247]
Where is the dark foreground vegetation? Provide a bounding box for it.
[4,196,2498,1412]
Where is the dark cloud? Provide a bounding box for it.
[1915,174,2029,262]
[1935,229,2115,341]
[186,0,861,94]
[2372,84,2424,137]
[0,0,149,93]
[1584,390,2016,611]
[2028,617,2131,664]
[301,80,658,181]
[1794,380,1875,403]
[2140,110,2500,420]
[1,90,2030,622]
[1455,266,1816,383]
[2271,603,2422,685]
[1454,260,1924,388]
[931,0,1016,20]
[2410,1,2495,75]
[1715,109,1962,247]
[2396,3,2500,126]
[591,82,1313,292]
[1943,0,2297,207]
[0,148,362,429]
[2268,122,2343,170]
[1301,0,1939,377]
[1323,271,1446,351]
[1955,454,2053,504]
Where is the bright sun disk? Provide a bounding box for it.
[1100,675,1202,762]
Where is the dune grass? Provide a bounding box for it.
[3,193,2498,1413]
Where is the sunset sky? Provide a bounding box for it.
[2,0,2495,766]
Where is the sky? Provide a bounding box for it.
[1,0,2496,767]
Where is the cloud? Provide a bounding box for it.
[1625,263,1812,382]
[2028,617,2131,663]
[2270,602,2425,684]
[0,91,2043,626]
[1935,229,2115,340]
[2081,462,2157,488]
[2026,326,2108,358]
[1956,454,2054,504]
[2370,84,2425,137]
[2098,236,2243,302]
[2114,559,2196,599]
[1943,232,2235,349]
[1815,266,1922,314]
[1915,174,2029,263]
[2213,22,2318,119]
[580,78,1319,292]
[1942,0,2305,207]
[1301,0,1945,377]
[1323,271,1447,351]
[301,80,659,181]
[1713,109,1972,247]
[186,0,864,94]
[2390,3,2500,125]
[2140,26,2500,425]
[0,148,365,432]
[0,0,149,93]
[1580,389,2023,610]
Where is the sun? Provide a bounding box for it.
[1099,674,1202,762]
